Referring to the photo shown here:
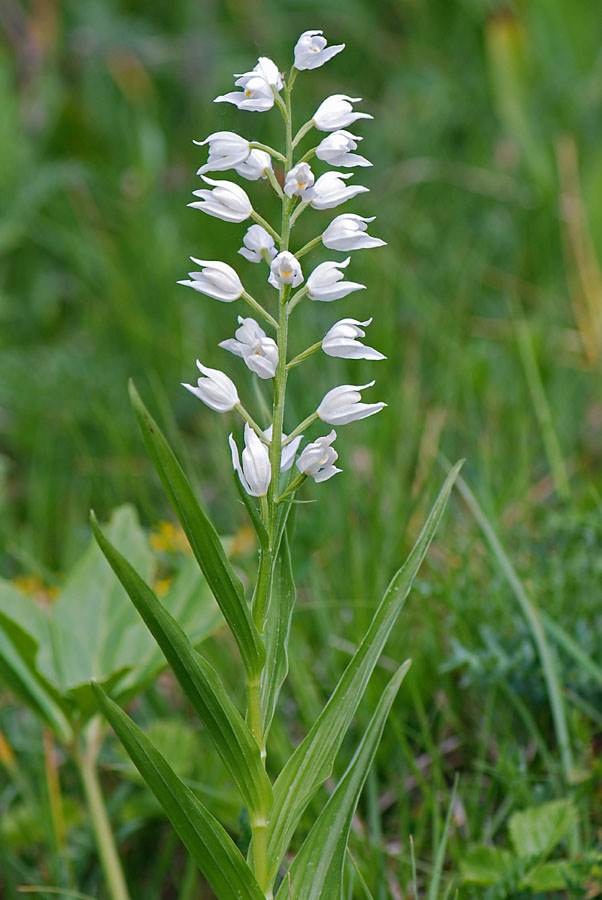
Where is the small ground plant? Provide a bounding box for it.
[89,30,461,900]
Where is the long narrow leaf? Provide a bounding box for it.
[129,381,264,676]
[91,514,272,818]
[92,683,265,900]
[260,529,296,736]
[266,463,461,881]
[275,661,410,900]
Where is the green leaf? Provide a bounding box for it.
[275,662,410,900]
[266,463,461,881]
[129,380,264,676]
[508,798,578,859]
[522,860,571,891]
[260,529,295,736]
[91,513,272,819]
[460,846,513,885]
[92,683,265,900]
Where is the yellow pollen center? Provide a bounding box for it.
[245,89,252,98]
[297,181,306,189]
[281,268,292,277]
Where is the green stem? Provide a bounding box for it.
[298,146,317,165]
[287,341,322,370]
[250,141,286,163]
[276,472,306,503]
[265,166,285,201]
[284,411,319,445]
[236,402,268,439]
[241,290,278,329]
[74,724,131,900]
[292,119,314,149]
[295,233,323,259]
[250,211,281,244]
[287,285,308,314]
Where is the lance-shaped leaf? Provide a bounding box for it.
[276,661,410,900]
[266,462,461,881]
[91,514,272,819]
[260,529,295,736]
[92,683,265,900]
[129,380,264,676]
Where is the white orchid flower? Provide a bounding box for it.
[195,131,251,175]
[284,162,315,199]
[238,224,277,263]
[189,176,252,223]
[322,214,386,251]
[306,257,365,302]
[268,251,304,289]
[215,57,282,112]
[263,425,303,472]
[296,430,342,482]
[322,318,386,360]
[312,94,373,132]
[177,258,243,303]
[308,171,369,210]
[315,131,371,168]
[219,316,278,379]
[235,149,273,181]
[294,30,345,70]
[182,361,239,412]
[317,381,386,425]
[229,424,271,496]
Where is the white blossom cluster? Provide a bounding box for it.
[180,30,387,498]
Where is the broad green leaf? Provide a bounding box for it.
[508,798,577,859]
[92,683,265,900]
[275,662,410,900]
[91,514,272,818]
[129,380,264,676]
[260,529,295,736]
[523,860,571,891]
[266,463,461,880]
[460,846,513,885]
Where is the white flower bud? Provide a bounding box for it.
[219,316,278,379]
[306,257,365,302]
[312,95,373,132]
[296,430,341,482]
[322,318,386,360]
[268,251,304,289]
[284,162,315,199]
[229,424,271,496]
[238,224,277,263]
[235,149,273,181]
[322,214,386,251]
[182,361,239,413]
[308,171,369,210]
[263,425,303,472]
[317,381,386,425]
[189,176,252,223]
[315,131,372,168]
[294,30,345,70]
[178,258,243,303]
[195,131,251,175]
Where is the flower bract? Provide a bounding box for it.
[182,361,239,412]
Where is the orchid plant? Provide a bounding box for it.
[91,30,460,900]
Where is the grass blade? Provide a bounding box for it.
[266,463,462,882]
[260,529,295,736]
[92,683,265,900]
[129,380,264,676]
[91,513,272,818]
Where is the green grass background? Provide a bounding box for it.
[1,0,602,897]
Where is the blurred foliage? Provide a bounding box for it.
[2,0,602,897]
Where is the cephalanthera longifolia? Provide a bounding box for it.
[92,29,461,900]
